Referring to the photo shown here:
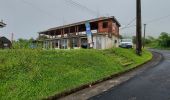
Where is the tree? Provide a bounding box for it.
[158,32,170,47]
[132,36,137,44]
[13,38,35,49]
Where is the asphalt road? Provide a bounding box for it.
[89,49,170,100]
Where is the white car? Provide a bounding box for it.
[119,39,133,48]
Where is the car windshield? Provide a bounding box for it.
[121,39,132,42]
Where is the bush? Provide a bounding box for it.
[158,32,170,47]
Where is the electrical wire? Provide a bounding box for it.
[65,0,97,14]
[16,0,59,21]
[120,17,136,30]
[121,14,170,30]
[145,14,170,24]
[121,24,136,30]
[64,0,98,16]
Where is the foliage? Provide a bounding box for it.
[132,35,160,48]
[12,38,34,49]
[0,48,152,99]
[158,32,170,47]
[132,32,170,49]
[144,36,158,48]
[12,38,43,49]
[132,36,136,44]
[36,35,48,41]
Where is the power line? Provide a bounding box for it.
[17,0,59,21]
[66,0,98,15]
[142,14,170,42]
[64,0,98,16]
[126,17,136,27]
[120,17,136,30]
[121,24,136,30]
[145,14,170,24]
[121,14,170,30]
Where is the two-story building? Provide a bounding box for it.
[38,16,121,49]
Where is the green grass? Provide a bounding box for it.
[148,46,170,50]
[145,41,170,50]
[145,44,170,50]
[0,48,152,100]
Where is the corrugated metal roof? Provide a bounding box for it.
[39,16,121,33]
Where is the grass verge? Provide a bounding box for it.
[0,48,152,99]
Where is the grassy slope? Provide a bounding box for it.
[0,48,152,99]
[149,46,170,50]
[145,41,170,50]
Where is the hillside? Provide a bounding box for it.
[0,48,152,99]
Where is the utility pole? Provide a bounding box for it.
[136,0,142,55]
[143,24,146,48]
[11,33,14,44]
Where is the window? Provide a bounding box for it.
[115,40,117,44]
[103,22,108,28]
[61,39,67,49]
[72,38,78,47]
[55,40,59,48]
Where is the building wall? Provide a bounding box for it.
[98,21,108,33]
[43,34,119,50]
[112,22,119,37]
[98,19,119,37]
[93,35,119,50]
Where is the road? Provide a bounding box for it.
[89,49,170,100]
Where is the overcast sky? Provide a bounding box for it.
[0,0,170,40]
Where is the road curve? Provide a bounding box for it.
[89,49,170,100]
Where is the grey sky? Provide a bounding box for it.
[0,0,170,40]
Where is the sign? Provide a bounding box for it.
[85,22,93,47]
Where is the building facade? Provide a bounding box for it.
[38,16,121,49]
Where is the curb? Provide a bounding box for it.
[44,51,162,100]
[150,51,164,66]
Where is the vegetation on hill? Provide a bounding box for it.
[0,48,152,99]
[132,32,170,49]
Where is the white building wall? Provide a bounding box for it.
[43,34,119,50]
[93,36,97,49]
[101,36,105,49]
[105,36,113,49]
[93,34,119,49]
[112,36,119,47]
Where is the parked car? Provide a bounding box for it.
[119,39,133,48]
